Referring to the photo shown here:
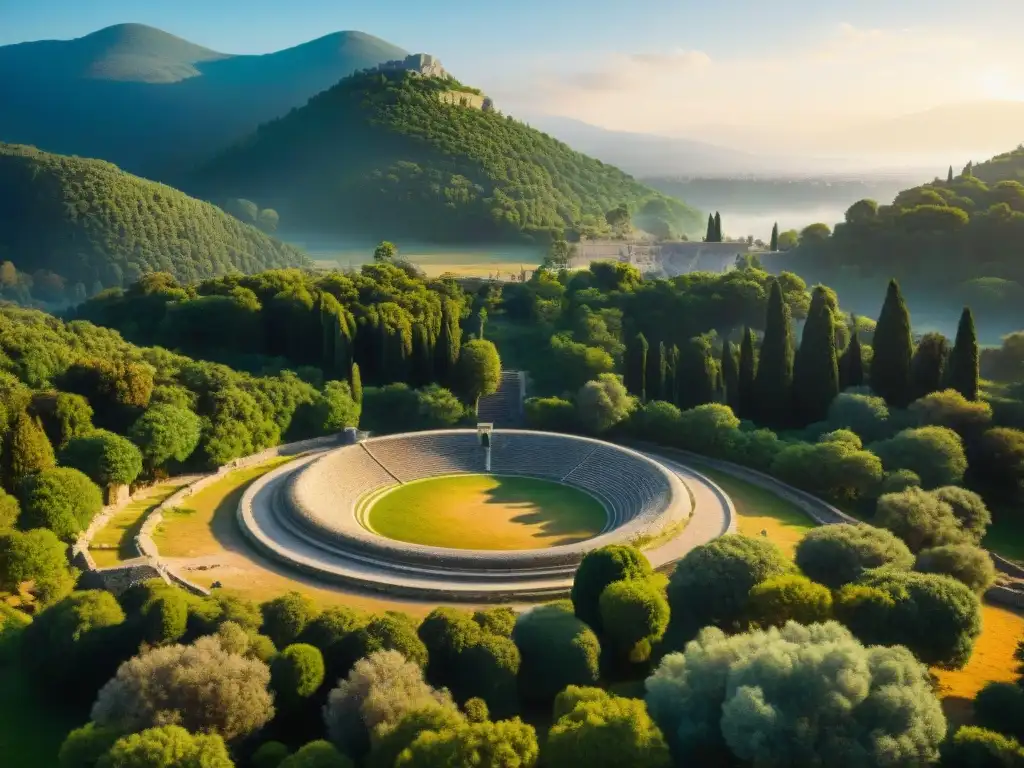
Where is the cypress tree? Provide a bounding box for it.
[793,287,839,425]
[435,300,461,386]
[678,337,716,409]
[753,280,794,427]
[713,212,722,242]
[705,213,715,243]
[770,222,779,251]
[910,332,949,401]
[870,279,914,407]
[839,321,864,389]
[664,344,678,407]
[624,332,649,401]
[4,412,55,491]
[737,326,757,420]
[646,341,666,402]
[350,363,362,405]
[947,165,954,183]
[411,323,433,387]
[669,344,681,406]
[721,340,739,414]
[948,307,980,401]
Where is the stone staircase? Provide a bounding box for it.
[477,371,525,427]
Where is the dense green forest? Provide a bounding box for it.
[195,71,703,242]
[0,144,309,306]
[770,148,1024,324]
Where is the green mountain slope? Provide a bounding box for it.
[0,143,309,304]
[194,70,704,242]
[0,24,406,176]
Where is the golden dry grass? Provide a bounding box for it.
[367,475,606,550]
[89,482,186,567]
[151,457,481,616]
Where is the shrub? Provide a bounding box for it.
[875,487,971,552]
[629,401,682,446]
[394,718,539,768]
[98,725,234,768]
[909,389,992,435]
[463,698,489,723]
[645,622,946,766]
[18,467,103,541]
[664,535,791,647]
[139,588,189,646]
[323,650,455,758]
[747,574,832,628]
[367,706,465,768]
[472,607,516,638]
[974,682,1024,743]
[915,544,997,593]
[967,427,1024,501]
[546,689,671,768]
[932,486,991,543]
[272,643,326,707]
[524,396,577,432]
[0,488,19,533]
[879,469,922,494]
[770,440,883,502]
[459,634,520,718]
[598,578,669,662]
[252,741,291,768]
[511,603,600,704]
[825,392,893,442]
[261,591,319,648]
[418,607,482,693]
[23,590,127,701]
[60,430,143,488]
[298,606,367,680]
[91,635,274,740]
[676,403,741,457]
[344,614,429,672]
[0,528,76,604]
[571,544,652,632]
[872,426,968,488]
[279,740,353,768]
[795,523,914,588]
[939,726,1024,767]
[58,723,120,768]
[858,570,982,668]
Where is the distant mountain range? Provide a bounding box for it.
[0,23,405,177]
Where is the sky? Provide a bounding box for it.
[4,0,1024,154]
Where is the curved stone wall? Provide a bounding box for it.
[238,429,702,600]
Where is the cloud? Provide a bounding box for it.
[488,21,1020,151]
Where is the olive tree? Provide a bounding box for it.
[261,591,320,649]
[645,621,946,766]
[932,486,991,543]
[271,643,326,708]
[368,707,465,768]
[795,523,914,588]
[323,650,455,758]
[91,635,274,740]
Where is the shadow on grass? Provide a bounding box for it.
[481,476,605,546]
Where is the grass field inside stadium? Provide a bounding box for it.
[364,474,607,550]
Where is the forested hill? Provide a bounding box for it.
[0,143,309,306]
[0,24,405,177]
[769,148,1024,326]
[194,71,703,242]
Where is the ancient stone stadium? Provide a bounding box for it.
[238,429,733,600]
